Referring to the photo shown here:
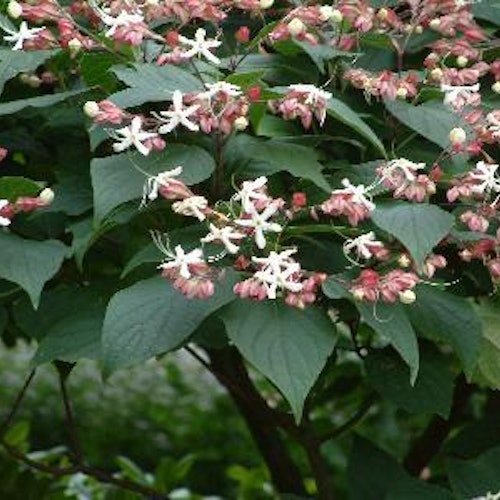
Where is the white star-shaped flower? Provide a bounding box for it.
[381,158,426,182]
[143,166,183,204]
[441,83,480,107]
[252,249,302,299]
[343,232,383,260]
[3,21,45,50]
[172,196,208,221]
[158,245,204,279]
[201,224,246,254]
[232,177,269,212]
[288,84,332,105]
[333,179,376,211]
[198,81,242,101]
[111,116,157,156]
[470,161,500,195]
[0,199,11,227]
[99,9,144,37]
[178,28,222,65]
[235,203,282,249]
[153,90,200,134]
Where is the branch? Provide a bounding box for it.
[0,369,36,439]
[403,376,474,476]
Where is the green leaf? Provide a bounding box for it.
[372,203,454,269]
[387,477,454,500]
[224,135,331,191]
[91,145,215,223]
[110,63,203,108]
[293,40,354,72]
[447,445,500,499]
[0,176,40,201]
[473,300,500,389]
[385,100,470,150]
[0,48,58,95]
[0,88,89,116]
[14,287,105,364]
[348,436,408,500]
[327,98,386,157]
[101,274,237,373]
[357,301,419,383]
[473,2,500,27]
[0,232,67,308]
[407,286,482,377]
[220,300,337,422]
[365,346,454,418]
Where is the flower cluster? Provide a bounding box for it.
[0,188,55,227]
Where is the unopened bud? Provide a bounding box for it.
[259,0,274,9]
[492,81,500,94]
[7,0,22,18]
[429,18,441,30]
[288,18,306,37]
[399,289,416,304]
[377,8,388,21]
[352,289,365,301]
[234,116,249,131]
[456,55,468,68]
[396,87,408,99]
[83,101,99,118]
[430,67,443,81]
[398,254,411,268]
[331,9,343,23]
[38,188,55,205]
[68,38,82,54]
[319,5,334,22]
[449,127,467,145]
[27,75,41,88]
[415,25,423,34]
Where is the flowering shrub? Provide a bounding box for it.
[1,0,500,497]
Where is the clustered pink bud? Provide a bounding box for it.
[0,147,7,162]
[460,210,489,233]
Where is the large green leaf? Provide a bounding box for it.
[0,176,40,201]
[327,98,386,156]
[407,286,482,377]
[224,135,331,191]
[0,232,67,308]
[101,274,237,373]
[357,301,419,383]
[220,300,337,421]
[387,477,454,500]
[472,2,500,26]
[13,287,105,364]
[473,300,500,389]
[348,436,408,500]
[385,100,470,150]
[0,48,58,95]
[372,203,454,269]
[91,145,215,223]
[0,88,89,116]
[447,445,500,499]
[365,346,454,418]
[109,63,203,108]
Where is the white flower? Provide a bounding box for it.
[201,224,245,254]
[110,116,157,156]
[343,231,383,260]
[143,166,183,203]
[333,179,376,212]
[288,84,332,105]
[172,196,208,221]
[441,83,480,107]
[158,245,204,279]
[198,81,242,101]
[235,203,282,249]
[153,90,200,134]
[380,158,425,183]
[91,1,144,38]
[0,200,11,227]
[232,176,269,212]
[470,161,500,194]
[2,21,45,50]
[252,249,303,299]
[178,28,222,65]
